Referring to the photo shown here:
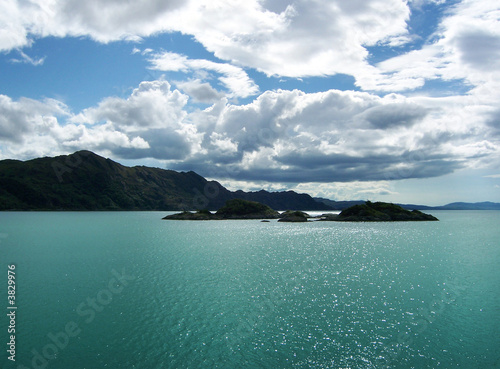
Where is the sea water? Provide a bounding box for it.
[0,211,499,368]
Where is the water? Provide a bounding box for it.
[1,211,499,368]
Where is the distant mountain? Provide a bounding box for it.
[433,201,500,210]
[314,197,500,211]
[314,198,365,210]
[0,150,331,211]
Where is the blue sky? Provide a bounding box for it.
[0,0,499,205]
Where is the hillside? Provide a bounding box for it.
[0,151,331,211]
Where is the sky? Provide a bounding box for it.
[0,0,499,205]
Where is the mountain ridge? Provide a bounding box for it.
[0,151,498,211]
[314,197,500,211]
[0,150,329,211]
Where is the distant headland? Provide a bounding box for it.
[163,199,439,222]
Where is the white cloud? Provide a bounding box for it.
[148,52,259,98]
[0,81,192,160]
[295,181,398,201]
[0,95,69,143]
[166,0,410,78]
[358,0,500,91]
[73,80,189,131]
[0,0,409,79]
[9,50,45,66]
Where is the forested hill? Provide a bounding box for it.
[0,150,330,211]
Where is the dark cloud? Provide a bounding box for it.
[168,147,464,183]
[206,159,463,183]
[457,31,500,70]
[176,80,223,103]
[358,103,429,128]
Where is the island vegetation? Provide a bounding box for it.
[278,210,310,222]
[334,201,438,221]
[163,199,280,220]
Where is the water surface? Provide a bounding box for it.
[1,211,499,368]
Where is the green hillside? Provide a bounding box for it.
[0,151,331,211]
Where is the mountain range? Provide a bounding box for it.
[314,197,500,211]
[0,150,498,211]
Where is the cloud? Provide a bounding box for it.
[168,0,410,79]
[9,50,45,66]
[148,52,259,98]
[358,0,500,91]
[0,80,195,161]
[357,103,429,129]
[175,79,224,103]
[0,95,69,143]
[0,0,409,79]
[162,87,492,183]
[294,181,399,201]
[0,79,497,186]
[67,80,200,160]
[2,0,498,102]
[73,80,189,131]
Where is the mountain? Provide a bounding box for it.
[314,198,366,210]
[0,150,331,211]
[433,201,500,210]
[314,197,500,211]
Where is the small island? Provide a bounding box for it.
[278,210,310,222]
[163,199,280,220]
[332,201,439,222]
[163,199,438,222]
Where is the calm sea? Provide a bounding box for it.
[1,211,499,369]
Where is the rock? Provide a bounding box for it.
[278,210,310,222]
[336,201,439,222]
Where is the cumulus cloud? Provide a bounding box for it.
[0,80,195,161]
[72,80,188,130]
[162,87,492,184]
[0,95,69,143]
[0,79,497,185]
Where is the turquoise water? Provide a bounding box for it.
[1,211,499,368]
